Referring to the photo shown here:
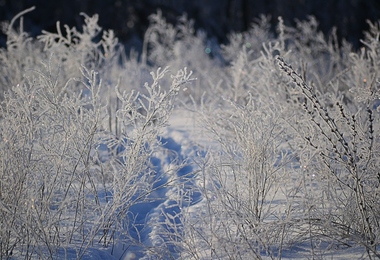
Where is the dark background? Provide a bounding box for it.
[1,0,380,50]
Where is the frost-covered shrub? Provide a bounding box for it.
[0,7,123,101]
[0,62,105,258]
[0,9,194,259]
[2,6,380,260]
[221,15,273,63]
[178,96,295,259]
[0,63,193,259]
[0,7,41,100]
[276,20,380,257]
[181,15,380,260]
[142,11,223,104]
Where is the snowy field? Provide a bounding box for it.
[1,8,380,259]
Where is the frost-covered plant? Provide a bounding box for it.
[221,15,272,63]
[172,94,296,259]
[3,5,380,259]
[0,59,104,258]
[0,8,195,257]
[142,10,200,67]
[0,60,193,259]
[221,15,347,102]
[221,40,287,105]
[278,52,380,258]
[142,11,221,103]
[0,7,41,100]
[174,15,380,259]
[278,16,345,89]
[93,66,194,256]
[0,7,122,103]
[38,12,120,70]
